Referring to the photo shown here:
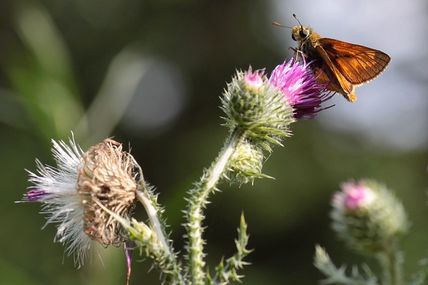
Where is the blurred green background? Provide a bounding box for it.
[1,0,427,284]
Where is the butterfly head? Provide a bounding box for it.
[291,25,312,42]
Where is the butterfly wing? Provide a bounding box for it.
[312,44,357,102]
[317,38,391,85]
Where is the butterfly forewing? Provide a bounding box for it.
[318,38,391,85]
[291,24,390,102]
[313,44,356,96]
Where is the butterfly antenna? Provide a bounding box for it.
[292,13,303,28]
[272,21,292,29]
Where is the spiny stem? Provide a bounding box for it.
[186,128,245,285]
[94,198,185,285]
[136,190,187,285]
[136,191,170,255]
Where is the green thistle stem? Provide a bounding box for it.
[135,189,186,285]
[186,128,245,285]
[136,191,170,255]
[94,198,185,285]
[378,241,403,285]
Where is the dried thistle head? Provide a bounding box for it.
[78,139,139,246]
[22,136,142,266]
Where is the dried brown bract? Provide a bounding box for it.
[78,139,139,246]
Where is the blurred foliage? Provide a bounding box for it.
[0,0,426,285]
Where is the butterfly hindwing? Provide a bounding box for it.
[317,38,391,85]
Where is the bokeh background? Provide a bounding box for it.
[1,0,427,284]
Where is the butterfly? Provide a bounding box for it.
[290,17,390,102]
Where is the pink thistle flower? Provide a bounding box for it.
[243,69,264,90]
[269,59,332,119]
[22,188,47,202]
[331,179,408,253]
[334,181,375,211]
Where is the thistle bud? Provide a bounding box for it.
[221,68,295,149]
[228,140,267,185]
[331,180,409,254]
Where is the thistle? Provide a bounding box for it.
[221,68,295,149]
[186,59,332,285]
[331,180,408,253]
[315,179,410,285]
[21,58,333,285]
[22,137,140,266]
[269,59,332,119]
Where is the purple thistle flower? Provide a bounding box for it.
[22,188,48,202]
[243,69,264,90]
[269,59,332,119]
[333,181,375,211]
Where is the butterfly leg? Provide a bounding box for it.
[291,48,308,64]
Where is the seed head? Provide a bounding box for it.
[22,137,141,266]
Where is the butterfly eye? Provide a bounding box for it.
[291,34,296,41]
[299,29,307,39]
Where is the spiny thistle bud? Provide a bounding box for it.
[243,71,264,91]
[331,180,409,254]
[21,136,141,266]
[222,59,332,151]
[228,140,268,185]
[221,68,295,149]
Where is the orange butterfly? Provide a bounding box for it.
[290,18,390,102]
